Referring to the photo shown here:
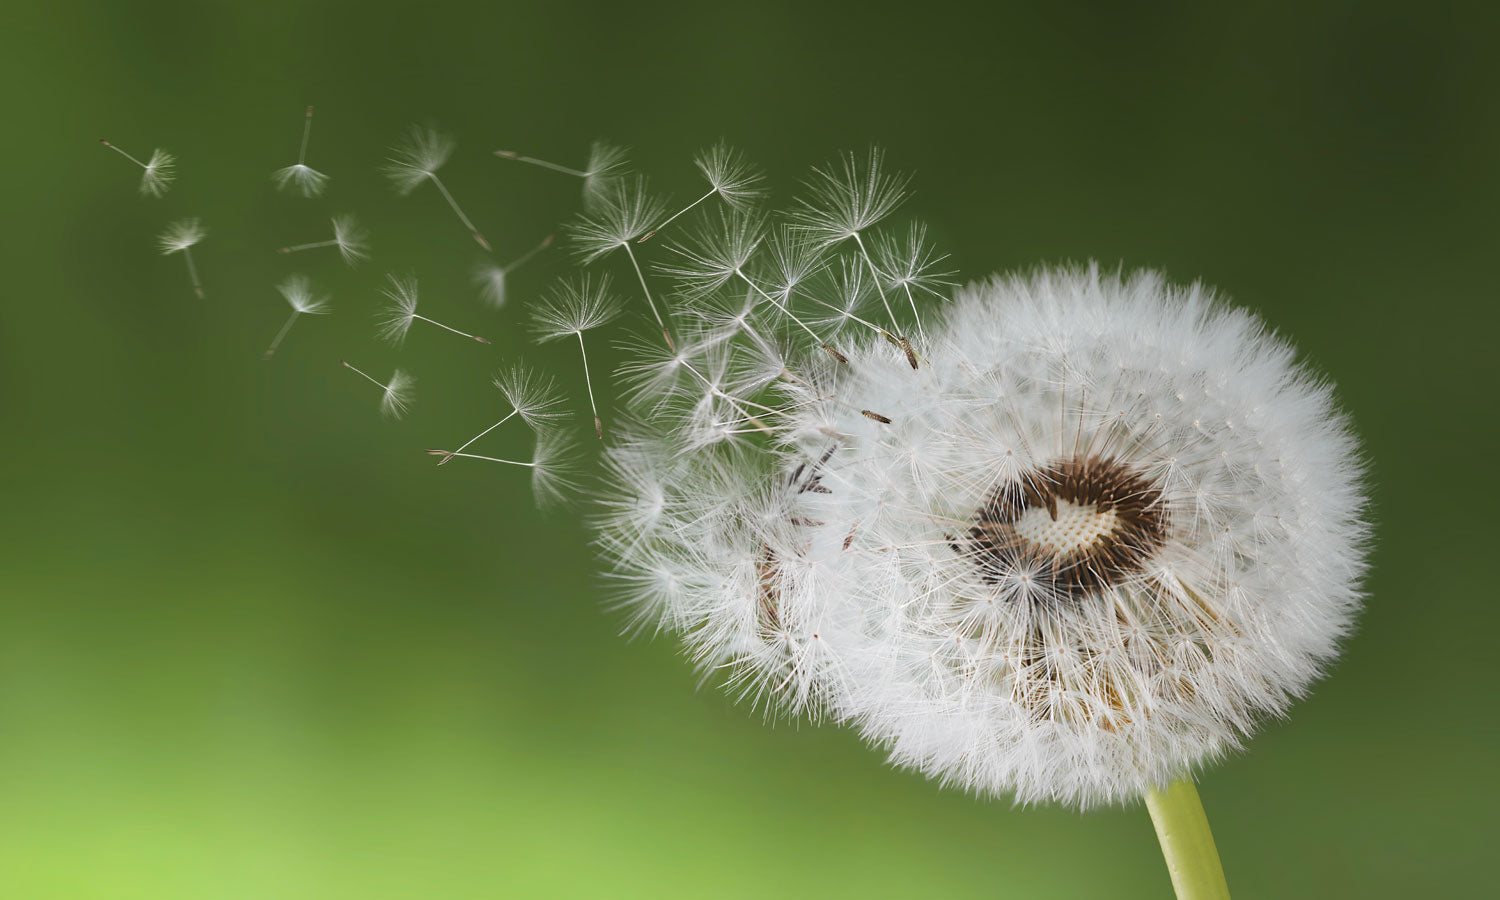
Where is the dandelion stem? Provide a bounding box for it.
[1145,779,1231,900]
[278,238,338,254]
[99,140,146,169]
[622,242,671,346]
[494,151,587,177]
[504,233,554,273]
[850,231,900,329]
[577,331,603,440]
[263,310,300,359]
[182,248,204,299]
[428,173,490,250]
[413,314,489,344]
[438,409,520,466]
[427,450,536,467]
[297,106,314,165]
[639,188,714,243]
[341,361,385,389]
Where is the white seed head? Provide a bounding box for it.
[695,141,766,206]
[530,426,582,507]
[582,140,630,207]
[272,163,330,197]
[141,148,176,197]
[384,126,454,195]
[376,273,421,345]
[569,175,668,263]
[494,363,569,429]
[380,368,416,419]
[157,218,205,254]
[475,265,509,308]
[530,274,625,340]
[789,147,910,246]
[598,263,1369,809]
[329,214,370,265]
[276,274,331,315]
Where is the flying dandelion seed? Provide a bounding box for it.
[531,274,624,439]
[385,126,491,250]
[340,360,414,419]
[427,427,580,506]
[433,363,568,466]
[377,273,490,346]
[262,274,331,359]
[277,214,369,266]
[494,139,629,209]
[99,139,175,197]
[638,141,766,242]
[569,176,672,345]
[474,233,554,309]
[157,218,206,298]
[271,106,330,197]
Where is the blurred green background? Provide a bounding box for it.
[2,1,1496,897]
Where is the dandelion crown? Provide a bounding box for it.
[118,131,1368,824]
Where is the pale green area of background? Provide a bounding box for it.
[1,1,1496,897]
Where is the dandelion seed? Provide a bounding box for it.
[531,274,624,439]
[434,364,568,466]
[377,273,490,346]
[638,141,766,242]
[474,233,554,309]
[99,139,175,197]
[341,361,414,419]
[568,177,672,344]
[385,126,491,250]
[262,274,331,359]
[428,427,579,506]
[277,214,369,266]
[790,148,914,345]
[494,139,628,208]
[271,106,330,197]
[871,222,956,344]
[157,218,206,298]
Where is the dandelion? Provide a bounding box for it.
[385,126,491,250]
[427,427,579,506]
[99,139,174,197]
[494,139,628,208]
[568,177,671,344]
[157,218,206,298]
[432,364,567,466]
[638,141,765,242]
[262,274,331,359]
[271,106,329,197]
[474,233,554,309]
[531,274,624,439]
[377,273,490,346]
[600,253,1369,898]
[277,214,369,266]
[340,361,414,419]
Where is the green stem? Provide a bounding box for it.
[1145,779,1231,900]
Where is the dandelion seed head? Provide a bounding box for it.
[695,141,766,207]
[330,214,370,265]
[789,147,910,246]
[530,274,625,340]
[569,176,668,263]
[277,274,331,315]
[157,218,205,254]
[582,140,630,206]
[494,364,569,429]
[376,273,421,345]
[272,163,329,197]
[141,148,175,197]
[599,263,1369,808]
[380,369,416,419]
[384,126,454,195]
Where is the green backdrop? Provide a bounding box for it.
[2,1,1495,897]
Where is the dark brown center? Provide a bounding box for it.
[959,456,1168,599]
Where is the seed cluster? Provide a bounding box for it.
[960,456,1169,599]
